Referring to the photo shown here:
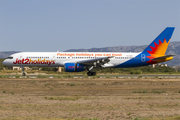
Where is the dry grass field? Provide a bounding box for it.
[0,77,180,120]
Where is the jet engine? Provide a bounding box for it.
[64,63,85,72]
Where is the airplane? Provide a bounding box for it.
[3,27,175,76]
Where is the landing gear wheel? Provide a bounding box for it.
[87,72,91,76]
[87,72,96,76]
[92,72,96,76]
[22,72,26,76]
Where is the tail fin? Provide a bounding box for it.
[142,27,175,59]
[115,27,175,68]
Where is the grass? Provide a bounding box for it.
[151,90,166,94]
[133,90,166,94]
[83,96,100,100]
[44,83,51,86]
[45,96,81,101]
[125,97,153,100]
[127,112,131,116]
[0,75,10,78]
[2,117,100,120]
[154,76,159,79]
[88,82,96,85]
[105,76,111,78]
[138,75,142,78]
[53,75,62,78]
[133,90,148,93]
[133,115,180,120]
[155,103,179,108]
[31,80,36,84]
[76,118,100,120]
[70,83,76,86]
[133,118,149,120]
[49,87,54,90]
[15,74,20,78]
[37,74,49,78]
[1,72,180,79]
[66,83,76,86]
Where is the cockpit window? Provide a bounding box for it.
[7,57,13,59]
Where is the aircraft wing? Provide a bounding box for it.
[77,56,113,67]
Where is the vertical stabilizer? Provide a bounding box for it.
[142,27,175,64]
[142,27,175,57]
[115,27,175,68]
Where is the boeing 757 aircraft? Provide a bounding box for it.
[3,27,175,76]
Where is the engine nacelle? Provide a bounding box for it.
[64,63,85,72]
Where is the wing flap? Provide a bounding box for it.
[78,56,113,66]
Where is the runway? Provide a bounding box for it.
[3,74,180,79]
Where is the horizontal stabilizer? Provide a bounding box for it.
[152,55,175,62]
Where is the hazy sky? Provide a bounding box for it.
[0,0,179,52]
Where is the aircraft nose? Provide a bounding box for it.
[3,59,8,65]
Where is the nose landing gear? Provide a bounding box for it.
[22,72,26,76]
[22,67,26,76]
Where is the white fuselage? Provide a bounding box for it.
[3,52,140,68]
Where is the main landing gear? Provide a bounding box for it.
[86,66,96,76]
[87,71,96,76]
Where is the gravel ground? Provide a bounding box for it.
[0,78,180,120]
